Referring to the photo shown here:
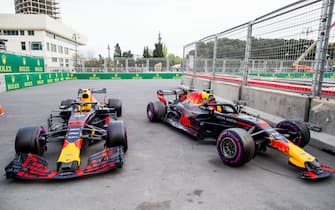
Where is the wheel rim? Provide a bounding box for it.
[147,105,154,119]
[220,137,238,159]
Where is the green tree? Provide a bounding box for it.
[98,54,104,64]
[114,43,122,57]
[122,50,133,58]
[84,58,99,67]
[153,32,164,57]
[167,53,182,65]
[143,46,151,58]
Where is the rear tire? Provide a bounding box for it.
[106,121,128,153]
[15,125,46,155]
[216,128,255,167]
[108,98,122,117]
[147,101,166,122]
[276,120,310,148]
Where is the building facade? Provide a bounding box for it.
[15,0,60,19]
[0,14,86,72]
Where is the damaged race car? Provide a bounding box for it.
[146,88,334,180]
[5,88,127,180]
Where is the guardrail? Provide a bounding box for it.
[185,73,335,97]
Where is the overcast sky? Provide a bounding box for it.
[1,0,296,58]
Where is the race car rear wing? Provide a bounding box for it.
[157,88,188,104]
[77,88,107,96]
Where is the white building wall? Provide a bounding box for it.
[0,14,86,72]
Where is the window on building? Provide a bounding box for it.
[4,30,19,36]
[64,47,69,55]
[51,44,57,52]
[47,42,50,51]
[21,42,26,50]
[28,30,34,36]
[20,30,24,35]
[59,58,64,65]
[58,45,63,54]
[31,42,42,50]
[52,57,58,63]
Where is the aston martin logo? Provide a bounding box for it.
[1,55,6,65]
[22,57,27,65]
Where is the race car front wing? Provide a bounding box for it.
[5,147,124,180]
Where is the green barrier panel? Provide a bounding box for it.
[71,72,182,80]
[4,72,70,91]
[324,72,335,78]
[4,72,182,91]
[0,52,44,73]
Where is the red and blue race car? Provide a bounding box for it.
[147,88,334,180]
[5,88,127,180]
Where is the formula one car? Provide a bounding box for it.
[146,88,334,179]
[5,88,127,180]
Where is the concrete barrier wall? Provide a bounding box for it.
[241,86,310,121]
[212,81,241,102]
[193,78,210,90]
[180,76,193,88]
[309,98,335,136]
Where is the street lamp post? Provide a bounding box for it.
[73,33,79,72]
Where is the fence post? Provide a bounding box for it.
[146,59,149,72]
[242,21,253,86]
[210,35,218,89]
[312,0,334,97]
[125,59,128,72]
[82,58,85,72]
[190,42,198,89]
[166,58,170,71]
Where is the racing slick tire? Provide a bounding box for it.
[108,98,122,117]
[15,125,46,155]
[276,120,310,148]
[216,128,255,167]
[106,120,128,153]
[147,101,166,122]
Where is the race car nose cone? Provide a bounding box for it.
[58,161,79,172]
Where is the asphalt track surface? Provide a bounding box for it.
[0,80,334,210]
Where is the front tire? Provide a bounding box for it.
[108,98,122,117]
[15,125,46,155]
[147,101,166,122]
[106,121,128,153]
[216,128,255,167]
[276,120,310,148]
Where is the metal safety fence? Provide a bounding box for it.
[183,0,335,96]
[46,57,182,73]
